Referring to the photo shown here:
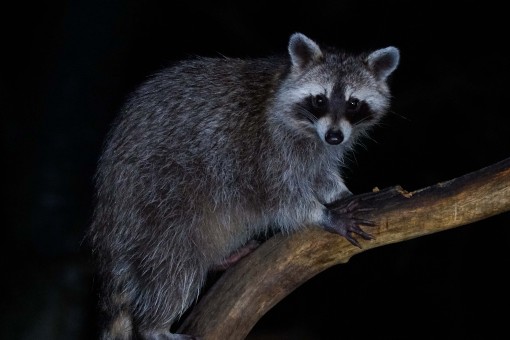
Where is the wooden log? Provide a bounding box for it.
[178,157,510,339]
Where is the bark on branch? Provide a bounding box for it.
[178,157,510,339]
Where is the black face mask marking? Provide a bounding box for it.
[345,99,374,125]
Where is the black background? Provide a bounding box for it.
[3,1,510,339]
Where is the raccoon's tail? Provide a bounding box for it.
[97,255,207,340]
[95,262,139,340]
[100,289,135,340]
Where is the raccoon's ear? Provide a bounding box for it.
[288,33,323,70]
[366,47,400,82]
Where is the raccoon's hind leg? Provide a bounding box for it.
[211,239,260,271]
[131,249,208,340]
[134,273,206,339]
[138,329,199,339]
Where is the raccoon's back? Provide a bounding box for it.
[92,57,289,241]
[106,57,287,165]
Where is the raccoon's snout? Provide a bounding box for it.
[325,129,344,145]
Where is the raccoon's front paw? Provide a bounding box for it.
[323,198,375,248]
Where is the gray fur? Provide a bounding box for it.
[89,33,399,339]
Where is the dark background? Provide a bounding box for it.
[3,1,510,339]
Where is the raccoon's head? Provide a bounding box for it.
[274,33,399,147]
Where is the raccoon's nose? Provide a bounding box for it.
[325,130,344,145]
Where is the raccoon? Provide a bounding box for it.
[89,33,399,339]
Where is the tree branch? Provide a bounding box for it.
[178,157,510,339]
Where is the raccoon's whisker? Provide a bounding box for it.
[347,149,360,167]
[296,105,318,124]
[388,109,411,122]
[365,135,378,144]
[353,116,374,126]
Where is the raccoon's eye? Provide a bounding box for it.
[347,97,360,111]
[312,94,328,109]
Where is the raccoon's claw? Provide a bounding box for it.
[323,198,376,248]
[324,216,375,248]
